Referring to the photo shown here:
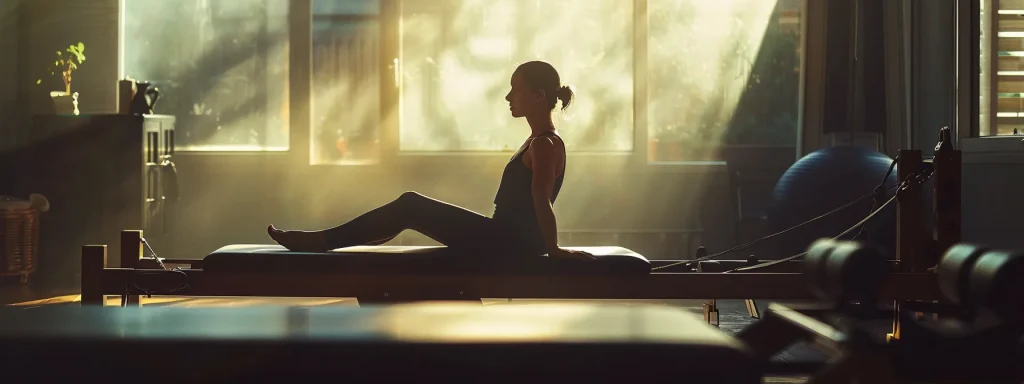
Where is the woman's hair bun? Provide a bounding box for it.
[556,85,574,111]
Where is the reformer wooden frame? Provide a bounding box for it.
[79,148,956,308]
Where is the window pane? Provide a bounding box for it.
[122,0,290,151]
[398,0,634,152]
[311,0,382,165]
[648,0,802,162]
[981,0,1024,136]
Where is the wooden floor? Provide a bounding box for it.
[1,282,815,383]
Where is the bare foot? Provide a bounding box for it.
[267,225,329,252]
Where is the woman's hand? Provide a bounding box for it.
[549,247,596,261]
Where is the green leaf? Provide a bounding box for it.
[56,51,61,56]
[36,79,41,85]
[78,42,84,51]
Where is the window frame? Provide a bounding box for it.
[975,0,1000,139]
[153,0,814,173]
[969,0,1024,140]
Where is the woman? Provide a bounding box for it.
[268,61,594,261]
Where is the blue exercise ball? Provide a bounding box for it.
[764,146,898,259]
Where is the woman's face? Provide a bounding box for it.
[505,72,544,118]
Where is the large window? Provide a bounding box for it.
[397,0,635,153]
[647,0,802,162]
[981,0,1024,136]
[121,0,804,161]
[121,0,290,151]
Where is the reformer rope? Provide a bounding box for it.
[727,184,897,273]
[850,156,900,242]
[121,237,191,304]
[652,157,909,272]
[725,167,932,273]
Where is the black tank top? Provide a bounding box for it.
[492,132,566,246]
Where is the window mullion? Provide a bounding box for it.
[379,0,401,165]
[634,0,650,167]
[289,0,313,166]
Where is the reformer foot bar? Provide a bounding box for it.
[79,144,956,312]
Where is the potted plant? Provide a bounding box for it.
[37,42,86,115]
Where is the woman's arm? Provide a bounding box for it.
[526,137,564,253]
[527,137,593,260]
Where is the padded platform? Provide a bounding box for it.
[0,303,760,382]
[202,245,652,275]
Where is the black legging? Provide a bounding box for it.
[322,191,534,252]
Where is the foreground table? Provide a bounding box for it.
[0,302,761,382]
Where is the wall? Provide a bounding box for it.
[909,0,956,154]
[1,0,120,160]
[27,0,120,115]
[0,1,27,153]
[961,138,1024,250]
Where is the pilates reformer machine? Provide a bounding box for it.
[80,133,961,332]
[17,239,1022,382]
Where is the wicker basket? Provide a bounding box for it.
[0,208,39,284]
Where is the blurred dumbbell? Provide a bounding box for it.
[939,244,1024,322]
[937,244,989,308]
[971,250,1024,321]
[804,238,889,303]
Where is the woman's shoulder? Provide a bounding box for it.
[524,134,566,166]
[529,131,563,145]
[528,134,563,151]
